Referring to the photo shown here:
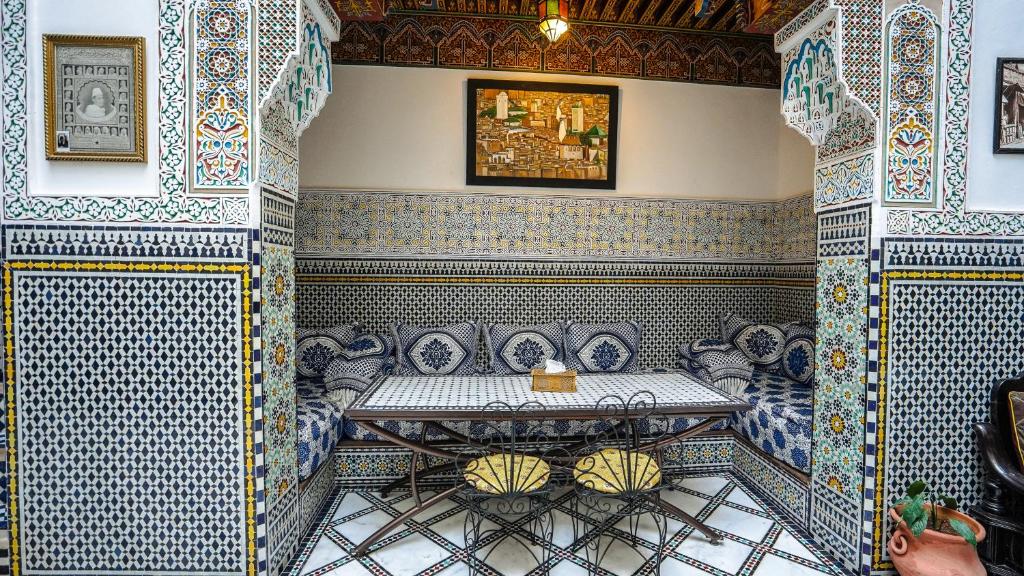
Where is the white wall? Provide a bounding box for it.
[966,0,1024,212]
[300,66,814,201]
[26,0,160,198]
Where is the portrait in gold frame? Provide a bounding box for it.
[43,34,146,162]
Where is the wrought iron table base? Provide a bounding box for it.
[350,418,727,557]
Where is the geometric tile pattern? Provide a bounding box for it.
[299,451,337,535]
[2,257,256,575]
[814,152,875,210]
[286,474,845,576]
[258,0,299,104]
[269,487,302,576]
[260,97,301,576]
[333,15,781,88]
[296,258,816,369]
[2,225,250,262]
[833,0,884,116]
[192,0,254,189]
[263,241,300,576]
[263,189,297,246]
[887,0,1024,235]
[296,190,817,262]
[882,0,940,207]
[0,0,249,223]
[733,436,812,528]
[261,140,300,200]
[869,238,1024,572]
[775,0,829,48]
[817,202,870,259]
[811,203,871,575]
[816,98,877,165]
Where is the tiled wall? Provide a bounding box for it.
[294,190,817,367]
[2,226,261,574]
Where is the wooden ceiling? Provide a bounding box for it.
[375,0,815,35]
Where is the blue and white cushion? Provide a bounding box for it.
[296,380,347,481]
[720,314,785,372]
[391,322,481,376]
[296,324,361,381]
[677,338,754,396]
[562,321,641,373]
[781,324,815,385]
[323,332,395,394]
[730,371,813,473]
[484,322,564,375]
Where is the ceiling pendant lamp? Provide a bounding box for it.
[538,0,569,43]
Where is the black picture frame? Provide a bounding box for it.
[466,79,619,189]
[994,57,1024,154]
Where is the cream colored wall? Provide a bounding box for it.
[299,65,813,201]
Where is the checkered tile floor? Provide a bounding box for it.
[288,474,844,576]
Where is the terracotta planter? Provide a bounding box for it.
[887,505,986,576]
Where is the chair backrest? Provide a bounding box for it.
[575,391,671,496]
[461,401,567,496]
[990,373,1024,472]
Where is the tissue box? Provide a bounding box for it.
[531,368,577,392]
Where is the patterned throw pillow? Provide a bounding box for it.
[563,321,641,373]
[677,338,754,396]
[484,322,565,375]
[781,324,815,385]
[391,322,481,376]
[295,324,361,380]
[1010,391,1024,472]
[323,333,395,394]
[720,314,786,372]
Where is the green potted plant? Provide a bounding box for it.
[888,480,986,576]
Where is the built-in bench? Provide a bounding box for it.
[294,317,816,533]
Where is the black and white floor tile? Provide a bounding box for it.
[287,474,844,576]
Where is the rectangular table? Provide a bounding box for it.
[345,372,751,556]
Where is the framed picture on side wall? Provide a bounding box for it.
[995,57,1024,154]
[43,34,146,162]
[467,79,619,189]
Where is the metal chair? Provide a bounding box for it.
[570,392,675,576]
[459,401,569,576]
[972,373,1024,576]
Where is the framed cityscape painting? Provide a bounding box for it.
[43,34,146,162]
[467,79,619,189]
[995,57,1024,154]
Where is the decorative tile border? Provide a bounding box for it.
[815,152,875,210]
[0,0,249,223]
[296,257,815,369]
[296,190,816,262]
[881,0,940,208]
[332,14,781,89]
[2,254,260,575]
[887,0,1024,235]
[869,245,1024,571]
[192,0,254,190]
[810,202,871,574]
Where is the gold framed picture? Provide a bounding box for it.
[43,34,146,162]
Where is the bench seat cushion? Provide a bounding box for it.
[730,371,812,473]
[342,415,728,442]
[297,381,347,482]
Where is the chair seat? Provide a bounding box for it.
[574,448,661,494]
[464,454,551,495]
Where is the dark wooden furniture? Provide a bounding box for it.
[345,372,750,557]
[972,373,1024,576]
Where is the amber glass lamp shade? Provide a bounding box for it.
[538,0,569,42]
